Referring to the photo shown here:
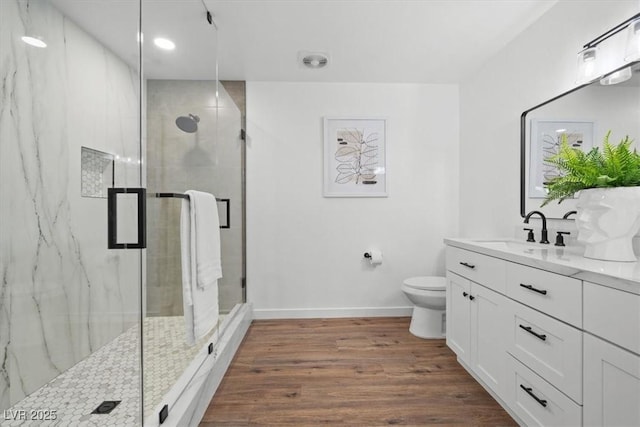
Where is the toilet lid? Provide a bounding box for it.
[403,276,446,290]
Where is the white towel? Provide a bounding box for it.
[180,190,222,345]
[188,190,222,289]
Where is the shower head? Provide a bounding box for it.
[175,114,200,133]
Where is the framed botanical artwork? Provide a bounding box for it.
[529,119,594,198]
[323,117,387,197]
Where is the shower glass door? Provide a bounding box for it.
[1,0,143,424]
[2,0,244,424]
[142,1,246,423]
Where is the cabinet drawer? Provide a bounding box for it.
[584,281,640,354]
[446,246,506,293]
[508,300,582,403]
[508,355,582,427]
[506,263,582,327]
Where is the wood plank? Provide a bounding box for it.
[201,317,516,426]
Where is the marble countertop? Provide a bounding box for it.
[444,238,640,295]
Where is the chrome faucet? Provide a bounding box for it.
[524,210,549,244]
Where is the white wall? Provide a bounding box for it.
[247,82,459,318]
[459,0,639,237]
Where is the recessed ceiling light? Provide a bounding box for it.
[21,36,47,48]
[298,51,329,69]
[154,37,175,51]
[302,53,328,69]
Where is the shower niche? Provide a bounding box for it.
[81,147,114,198]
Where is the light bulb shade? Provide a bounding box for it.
[153,37,175,50]
[576,47,599,85]
[600,66,632,85]
[624,18,640,62]
[21,35,47,48]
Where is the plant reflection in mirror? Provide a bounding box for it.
[542,131,640,206]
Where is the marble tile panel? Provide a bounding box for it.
[1,0,140,410]
[0,277,9,410]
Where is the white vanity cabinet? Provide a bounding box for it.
[444,239,640,427]
[507,299,583,403]
[582,281,640,426]
[446,272,510,399]
[446,271,471,362]
[507,356,582,426]
[583,334,640,426]
[446,248,509,401]
[503,264,583,426]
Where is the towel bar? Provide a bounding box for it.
[155,192,230,229]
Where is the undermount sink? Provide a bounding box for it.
[467,238,583,255]
[469,238,535,247]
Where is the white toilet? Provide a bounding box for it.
[401,276,446,339]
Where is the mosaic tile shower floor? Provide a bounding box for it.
[2,316,218,426]
[142,316,216,419]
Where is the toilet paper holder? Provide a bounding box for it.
[363,251,382,262]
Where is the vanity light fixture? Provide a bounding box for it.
[624,17,640,61]
[575,47,599,84]
[153,37,175,51]
[21,36,47,48]
[599,66,632,85]
[576,13,640,85]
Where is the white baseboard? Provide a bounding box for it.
[252,306,413,320]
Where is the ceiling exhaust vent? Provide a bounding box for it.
[300,52,329,69]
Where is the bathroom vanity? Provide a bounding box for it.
[444,238,640,426]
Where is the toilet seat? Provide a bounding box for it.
[403,276,446,291]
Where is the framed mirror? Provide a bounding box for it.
[521,60,640,219]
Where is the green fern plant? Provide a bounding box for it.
[542,131,640,207]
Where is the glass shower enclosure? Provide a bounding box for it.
[1,0,246,425]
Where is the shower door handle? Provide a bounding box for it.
[107,188,146,249]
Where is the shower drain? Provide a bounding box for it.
[92,400,121,414]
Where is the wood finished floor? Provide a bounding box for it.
[201,317,517,426]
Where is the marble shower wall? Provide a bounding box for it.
[146,81,243,316]
[0,0,141,410]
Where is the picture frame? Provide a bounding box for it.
[323,117,387,197]
[529,119,594,199]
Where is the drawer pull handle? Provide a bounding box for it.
[469,295,475,301]
[519,283,547,295]
[460,262,475,269]
[462,292,468,298]
[519,324,547,341]
[520,385,548,407]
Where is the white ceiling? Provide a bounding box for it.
[51,0,558,83]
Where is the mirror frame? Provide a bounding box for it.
[520,60,640,217]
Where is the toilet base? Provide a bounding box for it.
[409,306,446,339]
